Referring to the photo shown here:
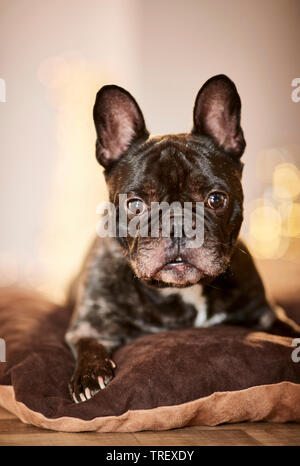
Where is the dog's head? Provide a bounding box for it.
[93,75,245,287]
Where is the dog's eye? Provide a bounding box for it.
[207,192,227,210]
[126,198,146,215]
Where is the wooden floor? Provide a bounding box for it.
[0,407,299,446]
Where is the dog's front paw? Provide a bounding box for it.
[69,357,116,403]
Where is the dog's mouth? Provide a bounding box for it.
[152,255,204,286]
[163,256,188,268]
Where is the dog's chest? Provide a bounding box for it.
[158,284,208,327]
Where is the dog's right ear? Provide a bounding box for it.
[93,85,149,168]
[192,75,246,158]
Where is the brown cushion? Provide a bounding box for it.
[0,289,299,432]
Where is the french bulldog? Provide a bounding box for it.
[65,75,299,403]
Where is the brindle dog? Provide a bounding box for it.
[65,75,299,403]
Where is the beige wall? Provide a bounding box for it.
[0,0,299,301]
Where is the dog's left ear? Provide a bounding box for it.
[93,85,149,168]
[192,75,246,158]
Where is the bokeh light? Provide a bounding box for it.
[248,155,300,260]
[272,163,300,201]
[250,204,282,241]
[286,203,300,238]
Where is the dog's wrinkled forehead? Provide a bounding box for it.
[108,134,242,203]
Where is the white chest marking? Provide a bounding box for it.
[159,284,208,327]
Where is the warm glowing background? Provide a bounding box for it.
[0,0,299,306]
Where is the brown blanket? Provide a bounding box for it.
[0,289,299,432]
